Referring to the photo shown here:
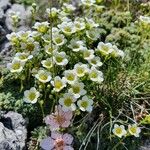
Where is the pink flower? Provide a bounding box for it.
[44,105,73,131]
[40,132,74,150]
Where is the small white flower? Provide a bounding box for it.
[89,67,103,83]
[111,45,125,58]
[69,82,87,98]
[46,7,60,18]
[59,93,77,111]
[64,70,78,85]
[63,3,76,13]
[86,28,100,41]
[112,124,127,138]
[51,76,66,92]
[128,124,141,137]
[24,87,40,104]
[88,56,103,68]
[33,21,49,33]
[83,49,95,60]
[68,39,85,52]
[85,18,99,29]
[77,96,93,112]
[74,63,89,77]
[41,58,53,69]
[53,51,68,66]
[139,16,150,24]
[14,52,33,62]
[96,42,113,56]
[35,70,52,83]
[74,20,86,31]
[58,21,76,36]
[81,0,96,6]
[6,32,18,44]
[53,34,67,46]
[21,37,39,53]
[7,60,24,73]
[45,44,57,55]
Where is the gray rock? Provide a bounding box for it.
[0,111,27,150]
[0,25,7,42]
[139,139,150,150]
[0,0,10,10]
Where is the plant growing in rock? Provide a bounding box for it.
[4,0,150,149]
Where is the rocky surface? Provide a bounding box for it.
[0,111,27,150]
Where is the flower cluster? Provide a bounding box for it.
[6,0,125,149]
[113,124,141,138]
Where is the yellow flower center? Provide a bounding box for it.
[44,61,52,68]
[38,26,48,33]
[115,128,122,135]
[73,43,80,49]
[64,98,73,107]
[84,51,90,58]
[55,56,63,63]
[55,80,63,89]
[90,71,98,78]
[28,92,36,101]
[72,86,80,94]
[91,59,97,65]
[67,74,75,81]
[26,43,35,51]
[81,101,88,109]
[55,38,63,44]
[47,47,54,54]
[19,54,27,60]
[12,62,21,70]
[39,74,48,81]
[101,45,109,52]
[77,67,84,75]
[130,127,137,134]
[64,26,71,32]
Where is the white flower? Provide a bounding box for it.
[96,42,113,56]
[86,28,100,41]
[52,34,67,46]
[63,3,76,13]
[128,124,141,137]
[83,49,95,60]
[35,70,52,83]
[111,45,125,58]
[85,18,99,29]
[45,44,57,55]
[46,8,60,18]
[6,32,18,44]
[53,51,68,66]
[64,70,78,85]
[88,56,103,68]
[68,39,85,52]
[69,82,87,98]
[7,60,24,73]
[74,20,86,31]
[41,58,53,69]
[33,21,49,33]
[51,76,66,92]
[139,16,150,24]
[81,0,96,6]
[24,87,40,104]
[59,93,77,111]
[112,124,127,138]
[14,52,33,62]
[74,63,89,77]
[77,96,93,112]
[21,37,39,53]
[89,67,103,83]
[58,21,76,36]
